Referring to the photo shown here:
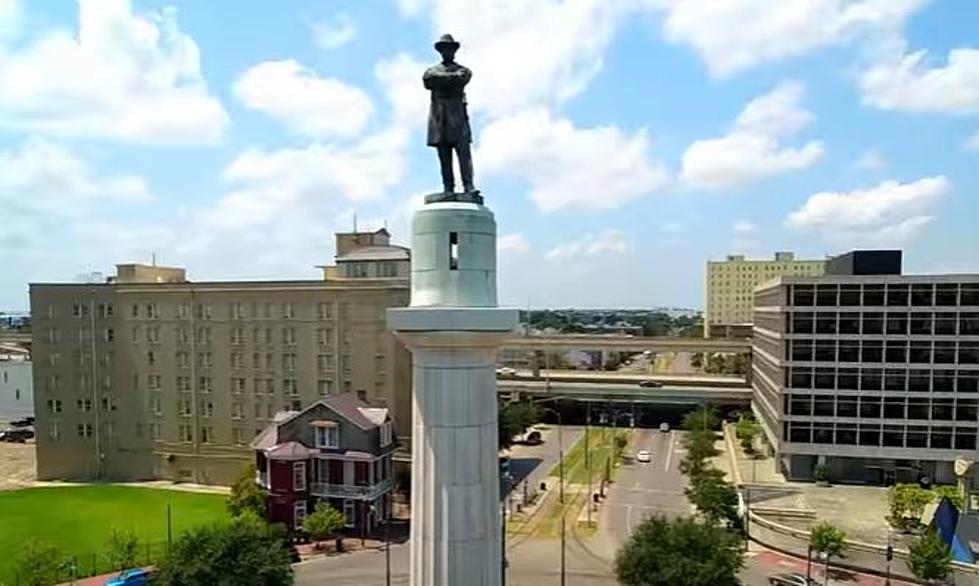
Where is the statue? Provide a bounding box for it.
[424,34,477,198]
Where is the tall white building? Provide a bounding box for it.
[705,252,825,337]
[0,351,33,423]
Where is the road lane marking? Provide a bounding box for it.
[664,431,676,471]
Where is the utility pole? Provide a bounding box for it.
[586,401,591,525]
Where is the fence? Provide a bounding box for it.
[9,540,169,586]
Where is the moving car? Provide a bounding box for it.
[638,380,663,388]
[105,568,154,586]
[767,572,812,585]
[659,422,670,433]
[635,450,651,463]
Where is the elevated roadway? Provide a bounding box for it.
[501,370,747,388]
[502,334,750,353]
[498,379,752,405]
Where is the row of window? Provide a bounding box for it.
[783,421,977,450]
[786,367,979,393]
[789,283,979,308]
[57,301,345,321]
[787,339,979,364]
[785,394,979,421]
[788,312,979,336]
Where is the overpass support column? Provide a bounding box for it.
[531,350,541,377]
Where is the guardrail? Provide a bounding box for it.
[310,477,393,500]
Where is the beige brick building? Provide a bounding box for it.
[705,252,825,337]
[29,229,411,486]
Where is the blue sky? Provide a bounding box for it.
[0,0,977,310]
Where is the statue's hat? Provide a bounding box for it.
[434,34,460,50]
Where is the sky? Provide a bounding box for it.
[0,0,977,311]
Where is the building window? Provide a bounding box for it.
[284,328,296,345]
[317,380,332,397]
[232,378,246,394]
[231,302,244,320]
[201,426,212,444]
[317,328,333,346]
[179,425,192,442]
[231,328,245,345]
[201,401,214,418]
[343,500,356,528]
[199,376,213,393]
[147,326,161,343]
[149,394,162,415]
[147,374,162,390]
[178,304,190,319]
[380,421,393,447]
[232,402,243,419]
[76,423,93,437]
[284,378,298,396]
[47,399,63,413]
[283,302,295,319]
[49,421,60,441]
[317,302,332,319]
[293,461,307,491]
[315,425,339,449]
[294,501,308,527]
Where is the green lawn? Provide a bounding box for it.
[548,427,630,485]
[0,486,228,584]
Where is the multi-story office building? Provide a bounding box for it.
[706,252,825,338]
[752,251,979,485]
[30,229,411,485]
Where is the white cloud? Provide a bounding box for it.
[966,129,979,152]
[786,176,950,243]
[0,0,21,41]
[860,48,979,113]
[498,233,530,254]
[732,220,756,235]
[405,0,645,115]
[233,59,373,139]
[855,148,887,170]
[479,107,669,213]
[374,52,429,128]
[310,12,357,50]
[659,0,927,77]
[681,82,824,189]
[545,230,630,261]
[0,0,228,144]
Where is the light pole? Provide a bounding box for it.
[538,405,565,586]
[370,503,391,586]
[585,401,591,525]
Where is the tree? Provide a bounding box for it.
[105,527,140,571]
[498,400,540,449]
[154,513,293,586]
[228,463,267,518]
[679,430,719,479]
[810,521,847,580]
[932,485,964,511]
[889,483,933,529]
[682,405,719,433]
[15,539,65,586]
[908,529,953,584]
[735,415,758,455]
[615,515,743,586]
[684,467,740,530]
[303,502,346,548]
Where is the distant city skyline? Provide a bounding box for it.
[1,0,978,310]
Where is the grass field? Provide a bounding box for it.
[0,486,228,584]
[548,427,630,485]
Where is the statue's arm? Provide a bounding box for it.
[423,68,449,90]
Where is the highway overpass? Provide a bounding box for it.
[502,334,750,353]
[498,379,752,406]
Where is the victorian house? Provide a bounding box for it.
[251,392,396,533]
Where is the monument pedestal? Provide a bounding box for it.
[389,201,517,586]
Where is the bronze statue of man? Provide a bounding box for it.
[424,34,476,195]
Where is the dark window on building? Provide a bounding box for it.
[882,425,904,447]
[838,368,858,390]
[816,285,838,306]
[959,342,979,364]
[909,341,931,364]
[862,312,884,334]
[839,340,859,362]
[860,396,881,418]
[933,370,955,393]
[886,285,909,307]
[883,397,905,419]
[861,340,883,363]
[961,313,979,336]
[790,368,812,389]
[792,340,813,362]
[792,312,814,334]
[813,424,834,444]
[959,372,979,394]
[908,370,931,393]
[839,313,860,334]
[789,422,811,443]
[815,368,835,389]
[936,313,958,335]
[955,399,977,422]
[816,313,837,334]
[815,340,836,362]
[931,427,953,449]
[858,426,880,446]
[955,430,976,450]
[886,313,908,335]
[907,399,929,420]
[935,342,956,364]
[910,314,933,335]
[836,423,857,445]
[861,369,882,391]
[792,285,815,306]
[936,284,958,306]
[962,285,979,306]
[448,232,459,270]
[885,341,907,363]
[840,285,861,306]
[837,396,857,417]
[904,427,927,448]
[932,399,954,421]
[814,397,835,417]
[863,286,885,306]
[790,395,812,416]
[911,284,934,306]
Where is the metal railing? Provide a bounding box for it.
[310,477,393,500]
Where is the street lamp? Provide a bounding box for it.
[369,503,391,586]
[538,405,565,586]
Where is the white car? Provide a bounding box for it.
[659,422,670,433]
[496,367,517,378]
[635,450,651,463]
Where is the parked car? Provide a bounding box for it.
[9,416,34,427]
[659,422,670,433]
[0,427,34,442]
[523,430,543,445]
[496,367,517,378]
[638,380,662,388]
[105,568,154,586]
[635,450,651,463]
[767,572,813,585]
